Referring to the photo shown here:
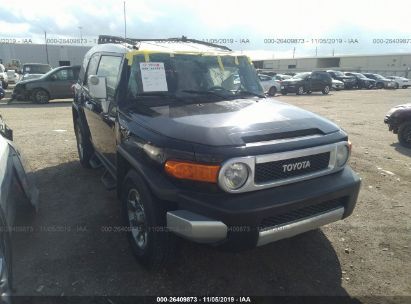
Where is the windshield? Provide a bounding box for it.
[373,74,385,79]
[126,53,264,103]
[23,64,52,74]
[333,71,344,76]
[292,72,310,79]
[353,73,366,79]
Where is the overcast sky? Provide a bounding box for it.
[1,0,410,59]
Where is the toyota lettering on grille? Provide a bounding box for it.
[282,160,311,173]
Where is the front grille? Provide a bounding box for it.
[259,198,345,231]
[255,152,330,184]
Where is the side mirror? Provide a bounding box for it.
[88,75,107,99]
[88,75,108,112]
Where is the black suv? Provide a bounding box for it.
[385,103,411,147]
[326,70,356,89]
[344,72,376,89]
[281,71,332,95]
[72,35,361,268]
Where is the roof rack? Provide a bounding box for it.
[98,35,232,51]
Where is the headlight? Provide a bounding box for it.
[221,162,249,190]
[336,144,350,167]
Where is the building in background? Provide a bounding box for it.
[0,44,91,68]
[254,53,411,77]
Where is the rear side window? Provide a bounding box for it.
[96,55,123,97]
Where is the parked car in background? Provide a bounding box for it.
[258,74,281,96]
[0,64,9,89]
[344,72,376,89]
[21,63,52,76]
[384,103,411,148]
[281,71,332,95]
[385,76,410,89]
[363,73,396,89]
[6,70,19,84]
[11,66,80,104]
[326,70,356,89]
[0,115,39,302]
[332,79,344,91]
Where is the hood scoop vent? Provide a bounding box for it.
[242,128,324,144]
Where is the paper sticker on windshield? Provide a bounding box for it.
[140,62,168,92]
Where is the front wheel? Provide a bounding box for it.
[322,85,330,95]
[281,90,288,95]
[398,122,411,148]
[268,86,277,96]
[122,170,176,269]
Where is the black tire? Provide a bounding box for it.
[395,83,399,89]
[376,83,384,89]
[32,89,50,104]
[74,117,93,168]
[122,170,176,269]
[281,90,287,95]
[402,86,408,89]
[296,86,304,95]
[2,82,8,89]
[322,85,330,95]
[268,86,277,96]
[306,91,312,94]
[398,122,411,148]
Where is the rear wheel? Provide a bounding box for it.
[296,86,304,95]
[122,170,176,269]
[398,122,411,148]
[395,83,399,89]
[281,90,287,95]
[32,89,50,104]
[74,117,93,168]
[322,85,330,95]
[268,86,277,96]
[376,83,384,89]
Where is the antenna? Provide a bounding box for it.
[123,1,127,41]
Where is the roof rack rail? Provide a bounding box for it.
[97,35,232,51]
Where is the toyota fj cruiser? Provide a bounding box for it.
[72,35,361,268]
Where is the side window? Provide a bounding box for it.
[311,72,320,80]
[84,54,100,85]
[96,56,123,97]
[53,69,74,81]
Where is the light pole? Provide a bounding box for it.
[44,31,49,64]
[78,26,83,44]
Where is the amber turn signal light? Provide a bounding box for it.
[164,160,220,183]
[348,140,352,153]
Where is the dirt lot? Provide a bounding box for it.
[0,88,410,301]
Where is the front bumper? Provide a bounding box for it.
[165,167,361,249]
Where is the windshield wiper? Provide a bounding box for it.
[180,90,227,99]
[235,90,266,98]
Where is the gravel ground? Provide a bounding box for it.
[0,88,410,301]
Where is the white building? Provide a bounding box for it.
[254,53,411,77]
[0,44,91,68]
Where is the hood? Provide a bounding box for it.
[282,78,301,84]
[127,98,340,146]
[16,77,44,86]
[386,103,411,116]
